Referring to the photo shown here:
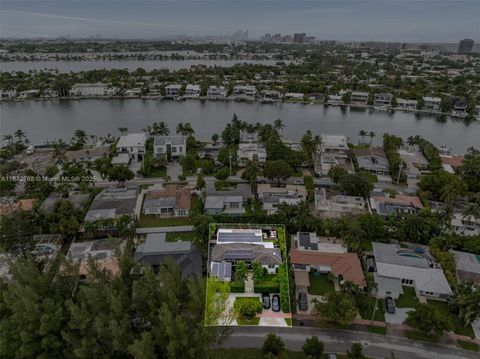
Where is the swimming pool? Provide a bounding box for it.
[399,253,423,259]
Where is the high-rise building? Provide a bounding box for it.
[293,33,306,44]
[458,39,474,54]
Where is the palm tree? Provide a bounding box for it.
[273,118,285,132]
[211,134,219,144]
[14,129,26,143]
[368,131,376,146]
[151,122,170,136]
[118,127,128,135]
[358,130,367,145]
[3,134,13,146]
[72,129,88,146]
[242,160,261,199]
[440,181,465,208]
[176,122,194,136]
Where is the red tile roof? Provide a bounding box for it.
[145,185,191,210]
[440,156,464,168]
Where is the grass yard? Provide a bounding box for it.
[360,296,385,322]
[284,318,293,326]
[427,300,475,338]
[403,330,438,343]
[165,232,195,242]
[367,325,387,335]
[308,273,335,296]
[212,349,305,359]
[138,214,192,228]
[236,317,260,326]
[457,340,479,352]
[144,167,167,178]
[395,286,419,308]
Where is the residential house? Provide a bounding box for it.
[355,147,390,175]
[290,232,366,290]
[369,192,423,216]
[84,186,139,223]
[327,94,344,105]
[475,105,480,120]
[233,85,257,98]
[285,92,304,100]
[40,192,90,214]
[314,188,365,217]
[204,191,245,216]
[452,100,468,118]
[116,133,147,160]
[374,93,393,107]
[124,88,142,98]
[451,213,480,236]
[207,86,227,99]
[398,147,429,181]
[143,185,191,217]
[423,96,441,111]
[237,143,267,164]
[451,250,480,283]
[258,184,307,214]
[0,89,17,100]
[371,242,452,300]
[396,98,417,110]
[19,90,40,99]
[261,90,282,101]
[0,197,36,216]
[153,136,186,160]
[69,83,118,97]
[185,84,201,98]
[350,91,369,105]
[440,155,464,173]
[315,134,353,175]
[165,84,182,97]
[133,233,202,278]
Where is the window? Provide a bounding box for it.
[178,146,182,153]
[230,202,239,208]
[172,147,177,153]
[177,209,186,216]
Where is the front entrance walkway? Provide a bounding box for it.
[245,273,254,293]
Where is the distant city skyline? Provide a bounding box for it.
[0,1,478,43]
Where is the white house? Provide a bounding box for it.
[350,91,369,104]
[116,133,147,160]
[69,83,118,97]
[285,92,304,100]
[396,98,417,110]
[207,86,227,99]
[314,188,365,216]
[423,96,441,111]
[315,134,352,175]
[165,84,182,97]
[184,84,201,98]
[374,93,393,107]
[153,136,186,160]
[451,100,468,118]
[124,88,142,98]
[451,213,480,236]
[233,85,257,98]
[237,143,267,164]
[327,94,344,105]
[372,242,452,301]
[19,90,40,98]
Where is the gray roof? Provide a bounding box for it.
[143,196,176,211]
[116,133,146,148]
[204,191,243,209]
[153,136,186,146]
[85,187,137,221]
[452,250,480,283]
[40,193,90,213]
[211,261,232,281]
[211,243,282,266]
[372,242,432,268]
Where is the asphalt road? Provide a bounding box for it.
[219,327,477,359]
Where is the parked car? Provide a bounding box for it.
[293,179,304,185]
[272,294,281,312]
[298,292,308,311]
[385,296,396,314]
[261,293,271,309]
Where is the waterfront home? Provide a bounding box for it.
[153,135,186,160]
[0,89,17,100]
[369,192,423,216]
[237,143,267,164]
[116,133,147,161]
[84,186,139,223]
[398,148,429,180]
[350,91,369,104]
[355,147,390,175]
[307,93,324,101]
[258,184,307,214]
[452,100,468,118]
[451,250,480,283]
[475,105,480,120]
[327,94,344,105]
[285,92,304,100]
[261,89,282,101]
[69,83,118,97]
[133,233,202,278]
[204,191,245,216]
[371,242,452,300]
[451,213,480,237]
[290,232,365,290]
[19,90,40,99]
[314,188,365,217]
[143,185,191,217]
[396,98,417,110]
[165,84,182,97]
[315,134,352,175]
[184,84,201,98]
[233,85,257,98]
[124,88,142,98]
[207,85,227,99]
[423,96,441,111]
[374,92,393,107]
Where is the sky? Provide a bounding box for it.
[0,0,478,42]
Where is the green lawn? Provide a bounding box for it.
[427,300,475,338]
[236,317,260,326]
[360,296,385,322]
[138,215,192,228]
[212,349,305,359]
[144,167,167,178]
[308,273,335,295]
[284,318,293,326]
[457,340,479,352]
[403,330,439,343]
[165,232,195,242]
[395,286,419,308]
[367,325,387,335]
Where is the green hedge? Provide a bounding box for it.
[234,297,263,314]
[278,264,291,313]
[230,281,245,293]
[254,284,280,293]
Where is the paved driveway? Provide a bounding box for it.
[167,161,182,180]
[385,307,414,324]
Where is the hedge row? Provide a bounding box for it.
[278,264,291,313]
[230,281,245,293]
[253,284,280,293]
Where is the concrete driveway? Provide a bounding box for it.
[167,161,182,180]
[385,307,414,324]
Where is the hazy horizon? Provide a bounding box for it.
[0,0,478,43]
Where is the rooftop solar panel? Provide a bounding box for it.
[217,231,263,243]
[224,249,255,260]
[211,261,232,280]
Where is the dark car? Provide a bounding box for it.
[261,293,271,309]
[385,296,396,314]
[298,292,308,311]
[272,294,281,312]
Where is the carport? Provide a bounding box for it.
[294,270,310,290]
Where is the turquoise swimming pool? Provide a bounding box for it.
[399,253,423,259]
